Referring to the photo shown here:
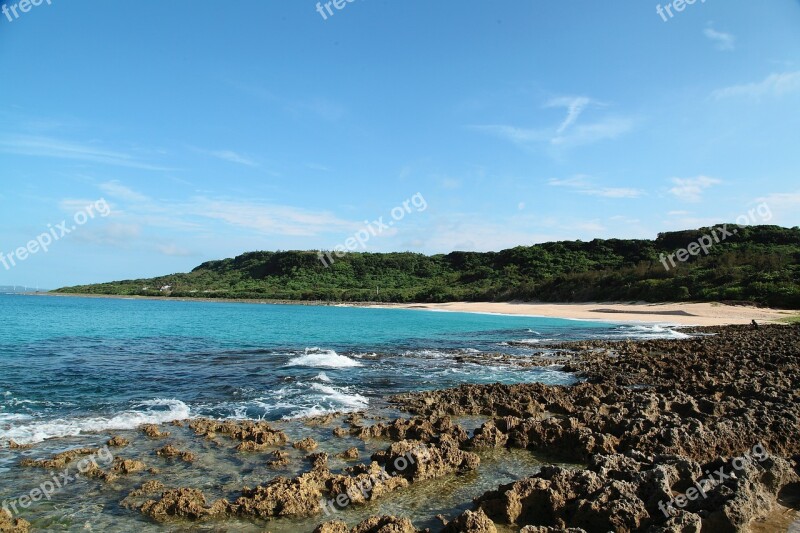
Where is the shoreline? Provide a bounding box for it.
[3,324,798,532]
[33,292,797,326]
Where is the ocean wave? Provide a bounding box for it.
[286,348,362,368]
[281,383,368,419]
[616,325,691,339]
[0,399,190,446]
[313,372,333,383]
[400,349,450,358]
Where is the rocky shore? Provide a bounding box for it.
[3,324,798,532]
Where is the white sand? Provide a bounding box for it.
[365,301,796,326]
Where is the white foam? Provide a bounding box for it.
[279,383,369,420]
[313,372,333,383]
[309,383,369,409]
[286,348,362,369]
[619,325,691,339]
[0,399,190,445]
[401,349,449,358]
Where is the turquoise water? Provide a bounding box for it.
[0,294,686,446]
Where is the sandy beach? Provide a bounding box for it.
[373,301,797,326]
[38,293,798,326]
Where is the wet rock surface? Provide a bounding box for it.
[393,324,800,531]
[189,418,288,451]
[314,515,423,533]
[156,444,196,463]
[140,424,170,439]
[106,436,129,447]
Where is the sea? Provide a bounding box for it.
[0,293,691,531]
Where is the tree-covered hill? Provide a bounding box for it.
[54,225,800,309]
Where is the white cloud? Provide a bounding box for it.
[0,135,170,171]
[548,175,645,199]
[208,150,258,167]
[755,191,800,225]
[550,117,634,147]
[179,198,360,237]
[704,27,735,51]
[469,124,549,145]
[546,96,592,134]
[156,244,194,257]
[440,177,462,190]
[470,95,633,150]
[305,162,331,172]
[99,180,150,202]
[667,176,721,202]
[713,71,800,99]
[70,223,142,247]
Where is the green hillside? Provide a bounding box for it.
[55,225,800,309]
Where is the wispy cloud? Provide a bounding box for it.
[208,150,258,167]
[469,124,549,145]
[156,244,194,257]
[547,96,592,134]
[471,95,633,150]
[704,26,735,51]
[183,197,359,237]
[99,180,150,202]
[755,191,800,224]
[0,135,171,171]
[88,181,362,239]
[548,175,644,199]
[712,71,800,99]
[667,176,721,202]
[305,162,331,172]
[550,116,633,147]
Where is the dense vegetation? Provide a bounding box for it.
[55,225,800,308]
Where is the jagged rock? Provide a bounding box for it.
[308,452,329,470]
[230,467,331,518]
[326,462,409,505]
[156,445,195,463]
[468,421,508,449]
[189,419,287,450]
[107,436,130,447]
[314,515,421,533]
[20,447,99,468]
[267,450,291,467]
[337,447,359,460]
[140,488,228,521]
[293,437,319,451]
[141,424,170,439]
[333,427,349,437]
[355,416,469,444]
[0,509,30,533]
[441,508,497,532]
[314,520,349,533]
[121,480,167,509]
[372,436,479,482]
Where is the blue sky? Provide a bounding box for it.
[1,0,799,288]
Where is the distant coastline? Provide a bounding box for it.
[32,292,798,326]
